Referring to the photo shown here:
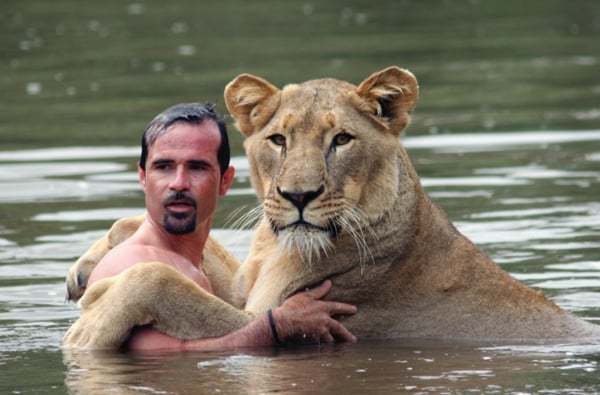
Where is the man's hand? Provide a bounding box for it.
[272,280,357,344]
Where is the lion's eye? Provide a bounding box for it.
[332,133,353,147]
[268,134,286,147]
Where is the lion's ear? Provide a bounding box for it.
[356,66,419,134]
[224,74,280,137]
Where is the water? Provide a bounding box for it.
[1,0,600,393]
[1,131,599,394]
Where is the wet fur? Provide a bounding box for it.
[63,214,253,349]
[64,67,600,348]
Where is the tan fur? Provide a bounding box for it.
[65,213,240,305]
[64,67,600,349]
[225,66,600,341]
[64,215,252,349]
[65,213,145,302]
[64,262,253,349]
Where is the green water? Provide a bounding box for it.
[1,1,600,393]
[3,0,600,151]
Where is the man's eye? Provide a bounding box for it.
[189,163,208,171]
[268,134,286,147]
[155,163,171,171]
[332,133,353,146]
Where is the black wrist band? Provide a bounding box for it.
[267,309,282,345]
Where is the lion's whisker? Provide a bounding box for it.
[337,206,374,269]
[224,205,249,227]
[230,205,264,230]
[278,227,333,270]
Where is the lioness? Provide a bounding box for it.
[65,66,600,348]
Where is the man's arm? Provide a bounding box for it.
[81,236,356,351]
[64,262,256,349]
[126,280,357,352]
[65,262,356,350]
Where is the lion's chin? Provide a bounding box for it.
[276,226,334,266]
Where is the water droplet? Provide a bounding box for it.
[178,45,196,56]
[26,82,42,95]
[172,22,188,34]
[128,3,144,15]
[152,62,166,72]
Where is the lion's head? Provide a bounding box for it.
[225,67,419,264]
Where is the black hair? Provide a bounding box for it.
[139,102,230,176]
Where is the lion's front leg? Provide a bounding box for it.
[231,222,276,309]
[64,274,137,349]
[64,261,254,350]
[65,213,146,302]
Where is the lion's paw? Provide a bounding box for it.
[65,213,145,302]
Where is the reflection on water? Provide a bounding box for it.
[0,130,599,393]
[60,340,600,394]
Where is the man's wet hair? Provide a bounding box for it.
[139,103,230,175]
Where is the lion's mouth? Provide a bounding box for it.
[270,219,340,238]
[268,217,346,263]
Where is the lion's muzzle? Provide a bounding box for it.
[277,185,324,212]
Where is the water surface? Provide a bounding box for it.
[1,0,599,393]
[1,130,599,393]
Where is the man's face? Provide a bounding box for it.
[138,120,233,235]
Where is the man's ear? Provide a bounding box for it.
[137,163,146,191]
[219,166,235,196]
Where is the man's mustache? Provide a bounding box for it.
[164,192,197,208]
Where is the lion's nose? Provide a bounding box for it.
[277,186,324,211]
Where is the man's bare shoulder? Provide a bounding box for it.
[87,240,167,285]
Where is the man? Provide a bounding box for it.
[84,103,357,351]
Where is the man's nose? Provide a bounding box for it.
[169,167,191,191]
